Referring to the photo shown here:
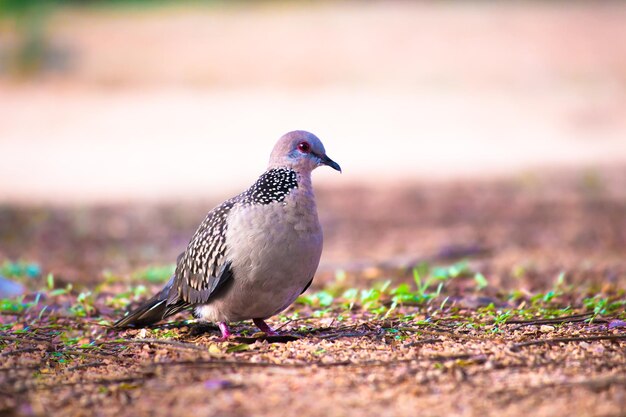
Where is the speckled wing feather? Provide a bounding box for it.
[167,168,298,308]
[114,199,236,327]
[167,200,236,306]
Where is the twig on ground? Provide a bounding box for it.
[405,338,442,347]
[507,312,599,330]
[426,353,488,363]
[0,335,50,346]
[0,347,42,357]
[98,338,208,351]
[0,311,24,316]
[317,331,379,340]
[275,319,295,331]
[506,312,593,325]
[65,361,108,372]
[510,334,626,351]
[234,334,301,344]
[62,349,130,363]
[397,327,482,341]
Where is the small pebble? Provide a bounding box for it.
[539,325,554,333]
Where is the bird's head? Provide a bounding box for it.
[268,131,341,174]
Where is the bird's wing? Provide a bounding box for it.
[168,200,236,305]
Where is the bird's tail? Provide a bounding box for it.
[113,278,184,328]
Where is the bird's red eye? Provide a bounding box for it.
[298,141,311,153]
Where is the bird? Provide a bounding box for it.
[114,130,341,339]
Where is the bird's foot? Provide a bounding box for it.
[253,318,279,336]
[217,322,232,341]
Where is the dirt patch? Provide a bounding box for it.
[2,310,626,417]
[1,171,626,417]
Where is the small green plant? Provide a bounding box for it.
[474,273,488,290]
[492,310,512,332]
[0,296,33,313]
[582,295,626,321]
[69,290,96,317]
[296,261,483,318]
[297,290,334,308]
[132,265,175,283]
[1,260,41,279]
[106,285,147,309]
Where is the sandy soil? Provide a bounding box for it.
[1,3,626,417]
[1,171,626,417]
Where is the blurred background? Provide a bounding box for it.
[1,0,625,202]
[0,0,625,286]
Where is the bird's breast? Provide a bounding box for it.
[226,188,322,275]
[207,188,322,321]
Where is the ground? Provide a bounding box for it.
[1,2,626,415]
[1,171,626,417]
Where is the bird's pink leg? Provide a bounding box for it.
[217,322,232,340]
[253,318,279,336]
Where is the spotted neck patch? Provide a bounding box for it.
[240,168,298,205]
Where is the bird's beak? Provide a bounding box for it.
[319,153,342,172]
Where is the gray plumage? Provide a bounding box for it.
[114,131,341,337]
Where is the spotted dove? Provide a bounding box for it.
[114,131,341,338]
